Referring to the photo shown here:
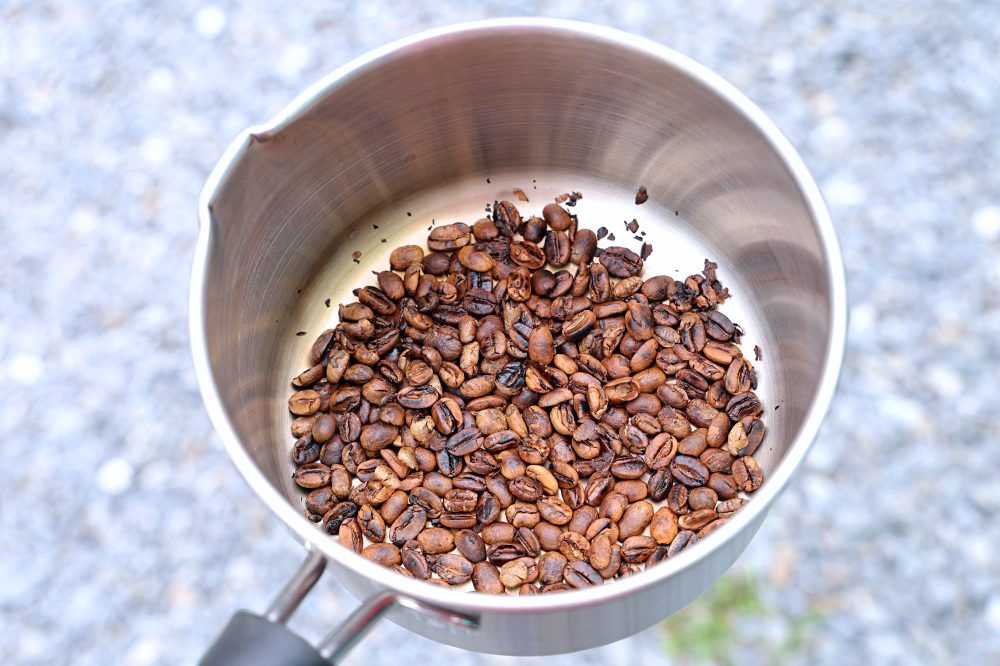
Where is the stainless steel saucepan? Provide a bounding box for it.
[191,18,846,664]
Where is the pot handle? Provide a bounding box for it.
[198,550,478,665]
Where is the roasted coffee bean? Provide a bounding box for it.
[544,230,571,266]
[389,244,424,270]
[700,447,734,474]
[499,557,539,587]
[289,390,322,416]
[667,530,699,557]
[564,560,602,588]
[646,468,672,502]
[402,543,431,580]
[306,487,336,516]
[542,203,572,230]
[621,535,657,563]
[514,526,542,557]
[388,505,427,545]
[538,551,568,584]
[359,423,398,453]
[666,483,689,514]
[487,542,526,565]
[528,325,555,365]
[292,435,321,465]
[396,385,439,409]
[707,472,739,500]
[670,455,710,487]
[558,531,591,561]
[605,377,639,404]
[481,522,516,545]
[726,391,762,420]
[294,463,331,489]
[650,507,679,545]
[732,456,763,491]
[417,527,456,554]
[434,487,474,514]
[618,500,654,539]
[716,498,747,517]
[470,490,498,525]
[454,529,486,563]
[688,486,719,511]
[610,455,646,480]
[472,561,505,593]
[290,199,768,593]
[434,553,473,585]
[536,496,573,525]
[600,246,643,277]
[323,501,358,535]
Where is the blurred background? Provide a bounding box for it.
[2,1,998,664]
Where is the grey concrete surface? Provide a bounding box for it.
[2,1,998,664]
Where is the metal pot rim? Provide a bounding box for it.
[190,17,847,613]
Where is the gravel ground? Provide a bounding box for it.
[2,1,999,664]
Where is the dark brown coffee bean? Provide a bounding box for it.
[417,527,456,554]
[567,505,598,535]
[387,505,426,545]
[707,472,739,500]
[510,241,546,269]
[670,455,710,487]
[641,275,673,301]
[322,501,359,535]
[481,522,516,545]
[605,377,639,404]
[362,542,401,566]
[650,507,679,545]
[434,553,473,585]
[528,325,555,365]
[310,329,336,365]
[571,229,597,264]
[700,447,734,474]
[618,500,654,539]
[621,535,656,563]
[705,310,735,340]
[667,530,699,557]
[499,556,539,587]
[288,390,322,416]
[558,531,591,561]
[292,435,321,465]
[542,203,572,230]
[472,561,504,593]
[544,230,571,266]
[599,246,643,277]
[688,486,719,511]
[538,551,568,584]
[563,309,597,342]
[726,391,762,420]
[666,483,689,514]
[395,385,439,409]
[625,300,654,341]
[509,475,544,502]
[359,423,398,454]
[456,529,487,562]
[487,542,526,565]
[305,486,336,516]
[610,455,646,480]
[732,456,764,491]
[678,429,708,457]
[294,463,331,489]
[564,560,602,588]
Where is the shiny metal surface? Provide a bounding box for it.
[191,18,846,655]
[264,550,327,625]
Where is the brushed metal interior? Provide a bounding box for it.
[192,19,845,655]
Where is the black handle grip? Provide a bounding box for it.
[199,611,330,666]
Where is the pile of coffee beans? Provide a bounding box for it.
[287,198,766,594]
